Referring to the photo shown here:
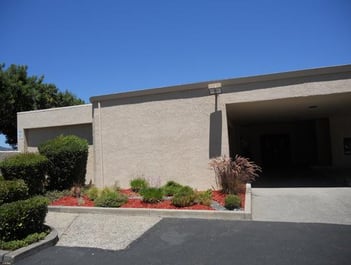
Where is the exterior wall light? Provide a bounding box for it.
[208,82,222,95]
[208,83,222,112]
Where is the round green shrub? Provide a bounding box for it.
[130,178,149,192]
[195,190,212,206]
[0,180,29,205]
[94,190,127,207]
[172,186,196,207]
[38,135,88,190]
[0,153,48,195]
[224,194,241,210]
[0,196,49,241]
[162,181,183,196]
[141,187,163,203]
[85,186,99,201]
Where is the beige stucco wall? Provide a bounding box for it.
[17,104,92,151]
[92,69,351,189]
[17,104,94,183]
[93,93,219,189]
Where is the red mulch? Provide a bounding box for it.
[119,188,139,197]
[51,195,94,207]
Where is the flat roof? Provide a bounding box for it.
[90,64,351,102]
[17,103,92,115]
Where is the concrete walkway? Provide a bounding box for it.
[252,187,351,224]
[45,212,162,250]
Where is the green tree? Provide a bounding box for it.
[0,64,84,148]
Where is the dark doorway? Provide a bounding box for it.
[261,134,291,168]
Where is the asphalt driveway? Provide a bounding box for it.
[252,187,351,224]
[15,218,351,265]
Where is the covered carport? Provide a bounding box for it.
[226,92,351,187]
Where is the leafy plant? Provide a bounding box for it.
[172,186,196,207]
[209,155,261,194]
[0,196,49,241]
[0,179,29,205]
[38,135,89,190]
[195,190,212,206]
[0,153,48,195]
[224,194,241,210]
[85,186,99,201]
[162,181,183,196]
[130,177,149,192]
[141,187,163,203]
[94,189,127,207]
[0,231,48,250]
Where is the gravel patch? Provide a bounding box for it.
[45,212,79,237]
[46,212,162,250]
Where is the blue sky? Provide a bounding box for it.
[1,0,351,148]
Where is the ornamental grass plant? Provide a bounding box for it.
[209,155,261,194]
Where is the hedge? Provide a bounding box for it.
[0,196,49,241]
[0,153,48,195]
[0,179,29,205]
[0,231,48,250]
[38,135,88,190]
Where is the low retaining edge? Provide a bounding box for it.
[48,184,253,220]
[1,226,58,265]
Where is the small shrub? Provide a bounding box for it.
[0,196,49,241]
[85,186,99,201]
[130,178,149,192]
[0,153,48,195]
[209,155,261,194]
[224,194,241,210]
[195,190,212,206]
[0,180,29,205]
[172,186,196,207]
[162,181,183,196]
[38,135,88,190]
[141,187,163,203]
[0,231,48,250]
[94,190,127,207]
[100,187,113,196]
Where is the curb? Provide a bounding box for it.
[48,184,253,221]
[0,226,58,265]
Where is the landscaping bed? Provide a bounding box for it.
[49,189,245,210]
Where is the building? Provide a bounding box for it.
[17,65,351,189]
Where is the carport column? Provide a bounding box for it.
[97,101,105,187]
[208,83,230,157]
[220,95,230,157]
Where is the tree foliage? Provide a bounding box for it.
[0,63,84,147]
